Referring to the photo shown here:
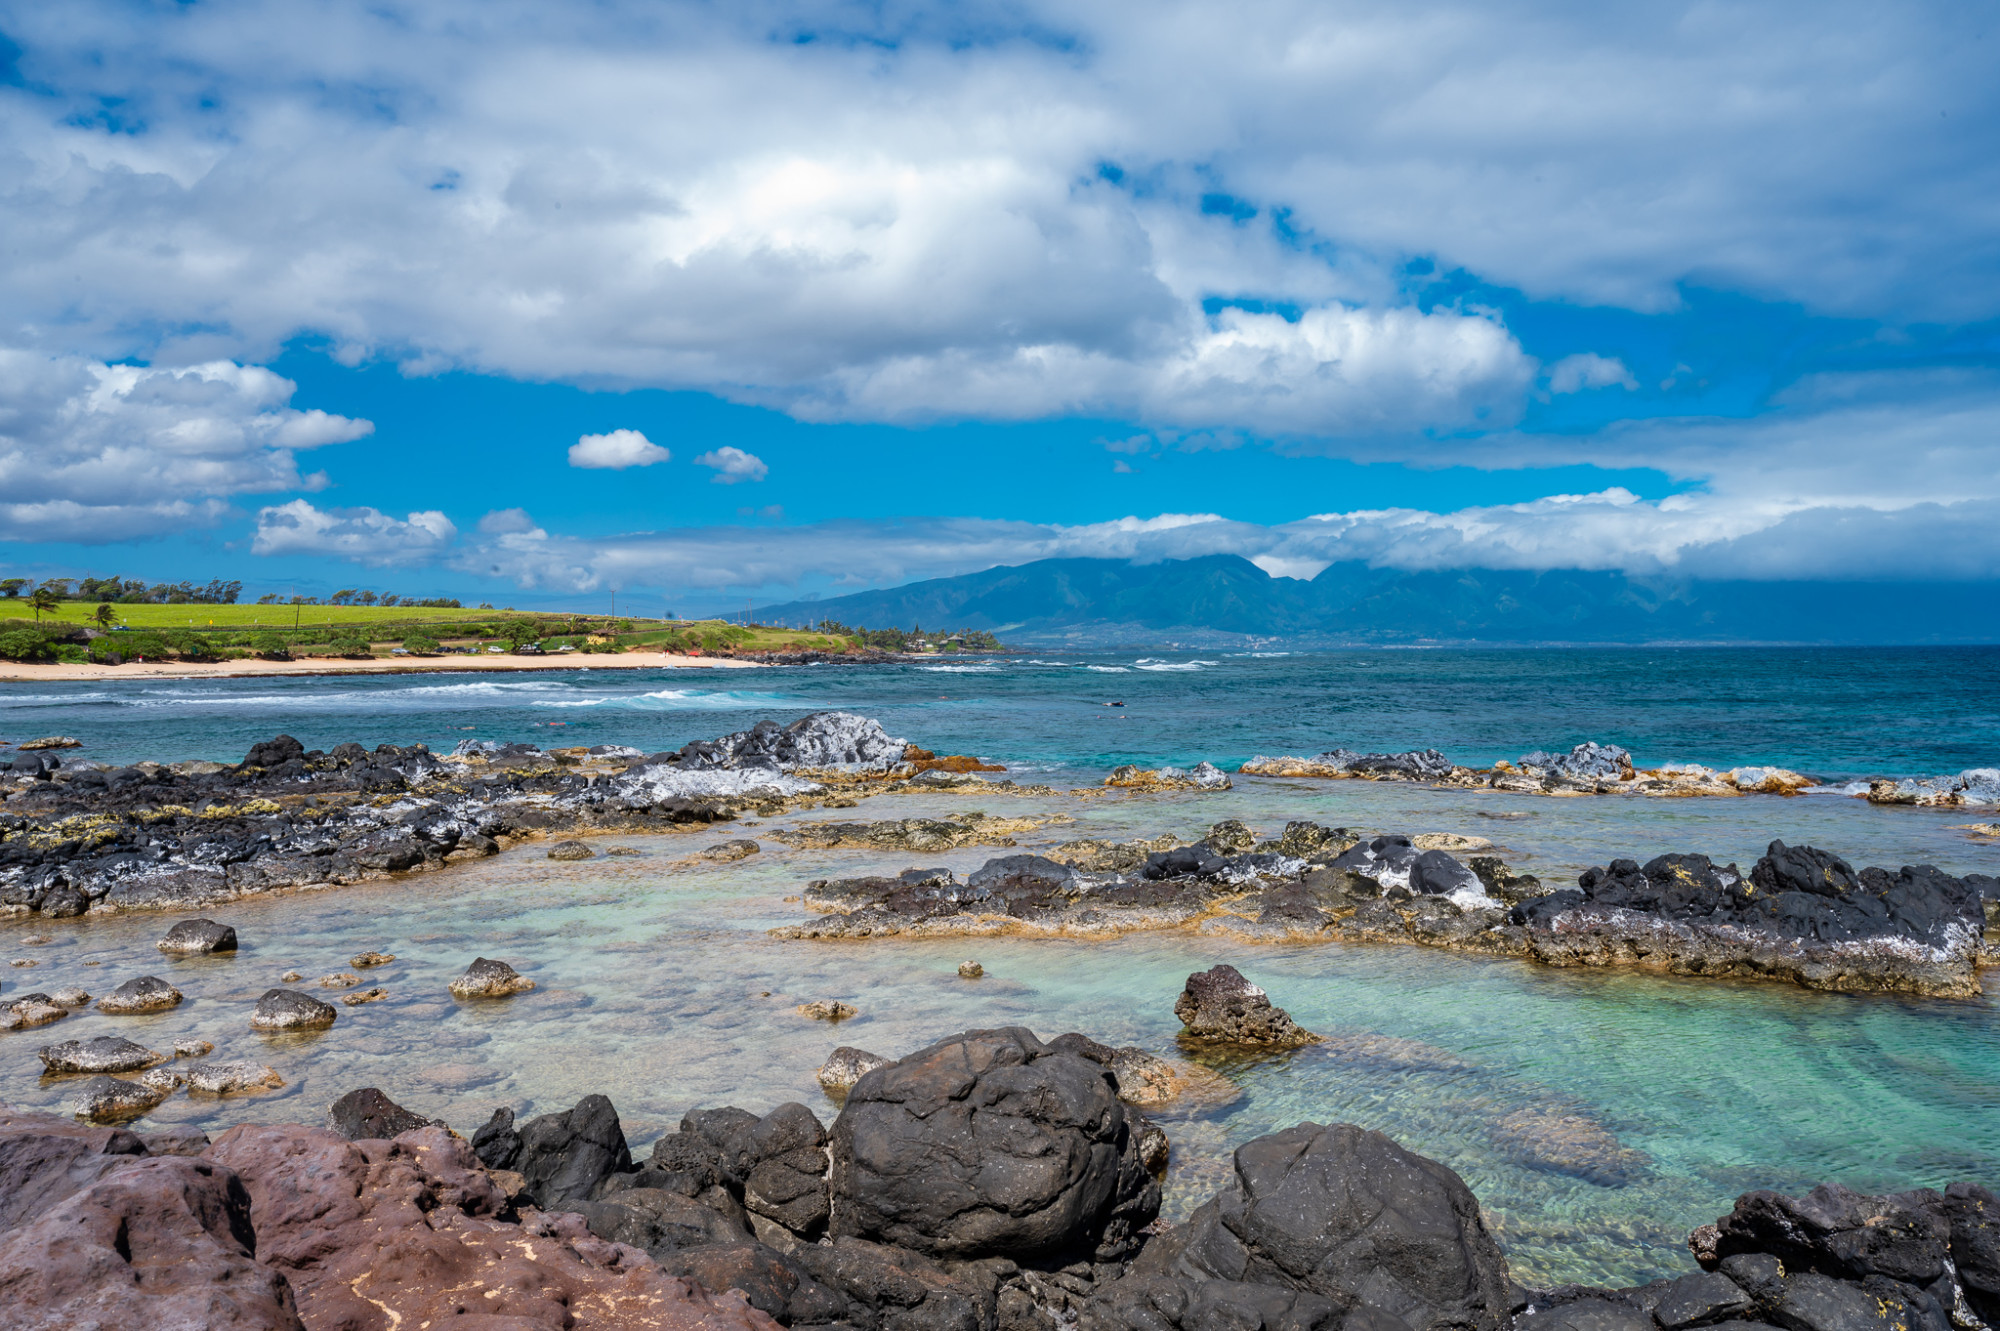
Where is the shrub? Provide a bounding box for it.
[121,631,168,660]
[250,632,290,660]
[162,630,215,661]
[54,643,87,664]
[0,630,55,662]
[403,634,441,656]
[330,636,373,658]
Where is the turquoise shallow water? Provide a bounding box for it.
[3,650,1999,1289]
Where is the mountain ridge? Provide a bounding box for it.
[753,554,2000,646]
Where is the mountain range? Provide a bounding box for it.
[754,555,2000,646]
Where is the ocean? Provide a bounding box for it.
[4,647,1997,1289]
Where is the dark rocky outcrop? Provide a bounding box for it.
[0,716,926,922]
[829,1026,1160,1261]
[329,1087,437,1140]
[515,1093,635,1207]
[781,832,1999,996]
[1173,964,1320,1047]
[1126,1122,1514,1331]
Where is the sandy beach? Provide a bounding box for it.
[0,650,767,684]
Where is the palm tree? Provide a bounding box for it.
[93,603,117,629]
[27,586,59,621]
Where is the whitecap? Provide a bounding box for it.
[919,665,999,673]
[1085,665,1131,673]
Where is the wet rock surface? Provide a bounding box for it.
[450,954,536,998]
[250,988,337,1031]
[96,973,184,1014]
[157,916,238,954]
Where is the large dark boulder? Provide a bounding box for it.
[515,1094,633,1208]
[1136,1122,1513,1331]
[829,1026,1160,1261]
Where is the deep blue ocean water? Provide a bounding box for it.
[3,648,1998,1288]
[7,645,1999,777]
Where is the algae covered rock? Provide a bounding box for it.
[1173,964,1320,1048]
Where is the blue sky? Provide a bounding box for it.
[2,1,1998,613]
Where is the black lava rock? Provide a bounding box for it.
[829,1026,1159,1261]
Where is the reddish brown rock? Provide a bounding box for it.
[207,1122,780,1331]
[0,1152,303,1331]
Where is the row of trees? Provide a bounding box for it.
[0,578,244,605]
[257,590,466,608]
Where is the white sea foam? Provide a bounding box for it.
[1134,660,1218,672]
[919,665,998,673]
[1085,665,1131,673]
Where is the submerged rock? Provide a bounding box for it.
[449,956,535,999]
[250,988,338,1031]
[185,1061,285,1095]
[1173,965,1320,1048]
[155,917,238,955]
[62,1075,171,1122]
[796,999,857,1021]
[3,994,68,1030]
[701,838,761,861]
[546,839,595,860]
[95,975,184,1015]
[39,1035,167,1075]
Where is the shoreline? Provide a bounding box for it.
[0,651,768,684]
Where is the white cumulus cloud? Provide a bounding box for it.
[569,429,669,469]
[251,499,457,566]
[0,349,372,542]
[694,446,769,484]
[1547,353,1638,395]
[7,0,1988,442]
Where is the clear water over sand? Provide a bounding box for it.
[3,650,1998,1289]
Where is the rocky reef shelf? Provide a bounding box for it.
[778,822,2000,998]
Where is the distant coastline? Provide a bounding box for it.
[0,650,769,684]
